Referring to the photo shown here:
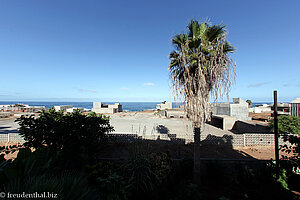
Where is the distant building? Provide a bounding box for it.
[0,104,45,113]
[92,102,122,114]
[290,98,300,117]
[270,103,290,116]
[249,104,271,113]
[211,98,250,121]
[54,105,73,112]
[66,107,84,113]
[156,101,172,110]
[0,105,19,112]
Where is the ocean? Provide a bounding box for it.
[0,101,183,112]
[0,101,271,112]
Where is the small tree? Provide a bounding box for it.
[246,100,252,108]
[16,109,114,163]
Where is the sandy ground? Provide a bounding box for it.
[234,145,292,160]
[0,117,19,134]
[249,112,271,122]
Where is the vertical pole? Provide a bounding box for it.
[273,90,280,180]
[194,123,201,183]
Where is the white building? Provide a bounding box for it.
[290,98,300,117]
[156,101,172,110]
[0,104,45,113]
[66,107,84,113]
[54,105,73,112]
[92,102,122,114]
[249,104,271,113]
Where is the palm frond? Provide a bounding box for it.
[169,20,236,125]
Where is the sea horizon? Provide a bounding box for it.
[0,101,279,112]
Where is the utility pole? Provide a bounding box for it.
[273,90,280,180]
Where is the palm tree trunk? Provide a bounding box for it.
[193,122,201,183]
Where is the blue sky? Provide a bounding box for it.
[0,0,299,102]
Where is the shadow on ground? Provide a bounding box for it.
[102,133,255,160]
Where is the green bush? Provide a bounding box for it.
[16,109,114,164]
[0,148,99,199]
[126,143,172,199]
[270,115,300,135]
[97,173,131,200]
[270,115,300,159]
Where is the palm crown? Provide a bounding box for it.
[169,20,235,124]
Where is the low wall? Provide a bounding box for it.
[0,133,25,143]
[231,133,290,146]
[0,132,291,147]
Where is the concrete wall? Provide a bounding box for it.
[0,133,25,143]
[232,121,270,133]
[211,115,237,130]
[230,98,250,121]
[0,132,291,147]
[211,98,250,121]
[212,103,230,116]
[165,110,185,118]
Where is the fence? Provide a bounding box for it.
[0,132,291,147]
[0,133,25,143]
[200,133,290,147]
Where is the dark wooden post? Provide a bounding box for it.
[273,90,280,180]
[194,124,201,183]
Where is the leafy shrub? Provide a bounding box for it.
[270,115,300,159]
[126,143,172,199]
[87,161,118,184]
[16,109,114,164]
[172,183,202,200]
[270,115,300,135]
[0,148,99,199]
[97,173,131,200]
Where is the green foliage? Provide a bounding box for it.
[270,115,300,135]
[172,183,202,200]
[274,169,289,190]
[126,143,172,199]
[97,173,131,200]
[270,115,300,159]
[87,161,119,186]
[246,100,252,107]
[169,20,236,124]
[16,109,114,164]
[0,149,99,199]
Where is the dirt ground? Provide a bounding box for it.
[1,141,293,161]
[234,145,292,160]
[249,112,271,122]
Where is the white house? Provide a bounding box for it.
[156,101,172,110]
[92,102,123,114]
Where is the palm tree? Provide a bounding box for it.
[169,20,236,177]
